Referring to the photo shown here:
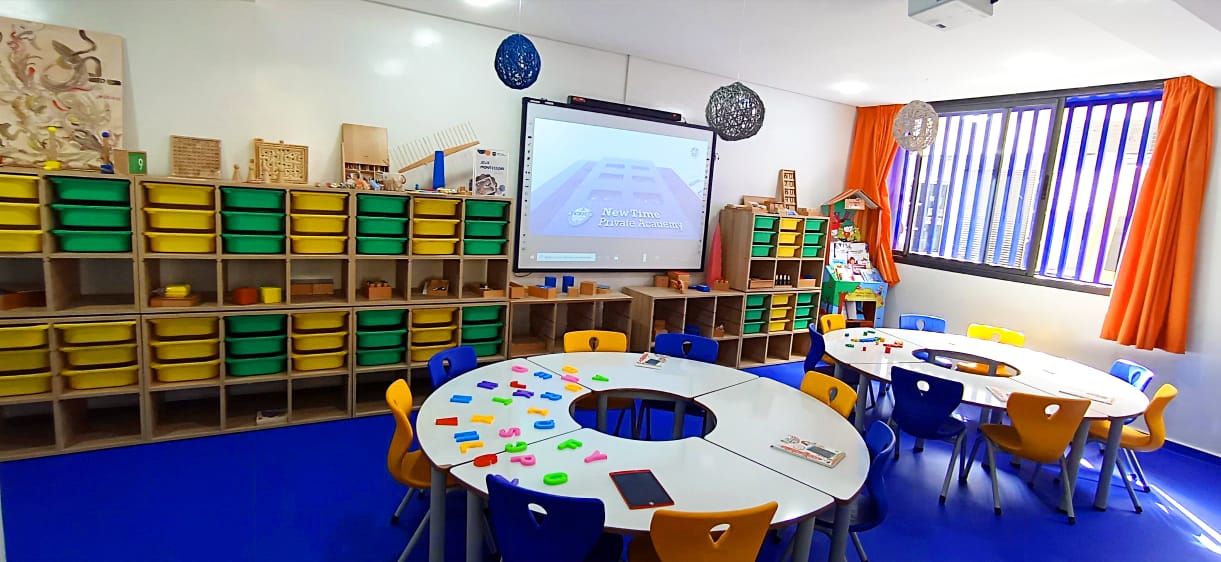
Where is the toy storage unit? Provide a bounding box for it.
[720,207,829,293]
[507,291,633,359]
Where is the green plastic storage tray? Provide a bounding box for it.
[225,335,287,357]
[464,219,508,238]
[803,232,824,245]
[462,306,504,324]
[225,354,286,377]
[222,234,285,254]
[357,194,408,216]
[750,245,772,257]
[220,187,285,211]
[743,321,765,334]
[463,238,506,255]
[468,338,503,357]
[802,245,823,258]
[221,211,284,234]
[795,292,815,305]
[356,329,407,350]
[745,295,767,308]
[793,319,811,331]
[50,177,129,204]
[744,309,765,322]
[795,306,814,318]
[225,314,286,337]
[51,229,132,252]
[804,219,826,232]
[357,216,409,236]
[465,200,509,219]
[356,236,407,255]
[51,204,131,228]
[357,348,405,367]
[461,322,503,341]
[357,309,406,329]
[751,231,774,244]
[753,216,777,230]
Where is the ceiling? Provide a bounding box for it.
[378,0,1221,106]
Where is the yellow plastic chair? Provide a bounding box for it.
[564,330,628,353]
[800,370,858,419]
[1088,384,1178,513]
[386,379,454,561]
[819,313,846,334]
[964,392,1090,523]
[966,323,1026,346]
[628,502,778,562]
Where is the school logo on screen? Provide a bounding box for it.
[568,207,592,226]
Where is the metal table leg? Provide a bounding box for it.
[1094,417,1125,510]
[465,490,482,562]
[1059,421,1090,512]
[791,517,815,562]
[596,394,608,432]
[429,467,447,562]
[828,502,851,562]
[672,400,687,440]
[844,363,869,433]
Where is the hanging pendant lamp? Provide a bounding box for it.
[893,100,939,151]
[494,33,541,90]
[706,81,766,141]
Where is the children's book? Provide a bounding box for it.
[771,435,846,468]
[635,352,667,369]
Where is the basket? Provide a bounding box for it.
[768,320,788,332]
[462,306,503,324]
[226,334,287,357]
[750,245,772,257]
[411,325,457,345]
[463,219,508,238]
[468,338,503,357]
[356,329,407,350]
[52,230,131,252]
[356,216,409,237]
[779,218,801,231]
[290,331,347,353]
[776,245,798,258]
[221,187,285,211]
[745,295,767,308]
[225,354,287,377]
[0,174,38,200]
[225,314,287,337]
[743,322,765,334]
[61,364,139,389]
[0,230,43,253]
[356,236,406,255]
[463,239,507,255]
[145,232,216,253]
[771,294,792,306]
[356,348,406,367]
[290,213,347,235]
[412,308,455,326]
[150,338,220,362]
[50,177,129,204]
[60,343,138,367]
[411,238,458,255]
[222,234,285,254]
[289,192,347,214]
[153,359,220,382]
[145,208,215,232]
[0,348,49,373]
[357,309,406,330]
[753,216,777,230]
[411,218,459,236]
[769,307,790,320]
[0,372,51,397]
[290,235,345,254]
[777,232,800,245]
[52,204,131,229]
[291,350,347,372]
[461,322,503,342]
[221,211,285,234]
[751,231,774,244]
[356,194,408,216]
[409,343,456,362]
[0,325,49,350]
[144,183,213,207]
[465,200,509,219]
[56,321,136,345]
[0,202,40,226]
[413,198,459,217]
[293,311,347,332]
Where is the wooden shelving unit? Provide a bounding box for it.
[507,292,632,359]
[719,207,829,293]
[622,286,747,367]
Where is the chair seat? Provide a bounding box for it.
[640,399,707,417]
[814,493,882,533]
[1089,420,1155,451]
[396,450,455,489]
[981,423,1066,464]
[905,416,966,440]
[586,532,625,562]
[575,396,637,412]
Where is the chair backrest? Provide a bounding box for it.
[862,421,897,529]
[802,324,828,374]
[889,367,965,439]
[648,501,778,562]
[819,313,846,334]
[486,474,609,562]
[1004,393,1091,463]
[384,379,414,478]
[800,371,858,419]
[655,333,718,363]
[1109,359,1155,393]
[898,314,947,333]
[966,323,1025,346]
[1139,384,1179,451]
[563,330,628,353]
[427,345,477,389]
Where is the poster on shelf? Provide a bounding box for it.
[471,148,509,196]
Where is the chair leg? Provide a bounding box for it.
[914,438,925,453]
[1128,450,1151,493]
[986,440,1001,515]
[890,421,901,461]
[1118,451,1143,513]
[612,406,626,436]
[961,434,985,482]
[851,531,869,562]
[391,488,415,524]
[1059,457,1076,525]
[940,433,964,504]
[399,511,430,562]
[1027,464,1042,488]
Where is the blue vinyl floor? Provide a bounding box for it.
[3,362,1220,562]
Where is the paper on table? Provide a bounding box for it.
[1059,388,1115,405]
[987,386,1010,401]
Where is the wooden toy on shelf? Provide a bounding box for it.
[777,169,798,211]
[245,157,262,183]
[170,135,222,179]
[653,275,669,288]
[364,280,393,301]
[341,123,390,189]
[508,282,527,299]
[527,284,558,299]
[112,149,148,175]
[711,279,730,291]
[579,281,596,296]
[100,131,115,174]
[253,138,309,184]
[232,164,241,181]
[423,278,451,298]
[232,287,258,306]
[0,288,45,310]
[150,283,201,307]
[42,126,61,171]
[391,122,479,173]
[466,283,506,299]
[596,284,611,294]
[290,277,335,296]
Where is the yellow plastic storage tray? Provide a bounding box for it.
[290,235,345,254]
[413,198,460,217]
[149,317,218,339]
[291,350,347,372]
[412,307,456,326]
[411,218,459,236]
[61,364,138,389]
[411,325,456,345]
[0,174,39,200]
[0,325,49,349]
[291,214,347,235]
[152,358,220,382]
[768,320,788,332]
[150,338,219,362]
[777,231,800,245]
[776,245,798,258]
[0,202,41,226]
[293,311,347,332]
[145,183,214,207]
[145,232,216,253]
[0,348,49,373]
[290,331,347,352]
[410,343,456,363]
[56,321,135,345]
[144,208,215,232]
[770,307,791,320]
[770,294,792,306]
[61,343,137,367]
[411,238,458,255]
[0,371,51,397]
[779,218,801,231]
[0,229,42,253]
[290,192,348,213]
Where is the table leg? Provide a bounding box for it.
[844,363,868,433]
[429,467,447,562]
[465,490,482,562]
[791,517,814,562]
[1058,421,1090,512]
[1094,418,1124,510]
[596,394,608,432]
[828,502,851,562]
[672,400,687,440]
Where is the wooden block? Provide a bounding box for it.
[595,286,610,294]
[290,283,313,296]
[527,285,558,299]
[797,278,818,288]
[364,283,393,300]
[653,319,667,329]
[711,279,730,291]
[466,283,505,298]
[653,275,669,288]
[668,271,691,285]
[112,149,148,176]
[508,282,527,299]
[311,283,335,295]
[170,135,222,179]
[0,289,45,310]
[713,325,726,338]
[579,281,596,295]
[748,278,775,289]
[150,294,202,307]
[425,278,451,297]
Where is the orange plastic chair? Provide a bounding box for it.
[564,330,629,353]
[386,379,453,561]
[628,502,778,562]
[800,370,858,419]
[963,392,1089,523]
[1088,384,1178,513]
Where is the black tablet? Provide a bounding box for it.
[609,469,675,510]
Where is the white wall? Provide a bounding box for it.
[884,90,1221,455]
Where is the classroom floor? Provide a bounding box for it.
[3,362,1219,562]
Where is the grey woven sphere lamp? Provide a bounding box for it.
[706,81,766,141]
[893,100,939,151]
[495,33,541,89]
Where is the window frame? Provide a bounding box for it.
[890,79,1167,296]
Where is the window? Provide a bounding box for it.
[889,83,1163,293]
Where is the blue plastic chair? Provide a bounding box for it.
[638,334,718,439]
[427,346,477,389]
[803,325,831,374]
[486,474,623,562]
[1109,359,1155,491]
[889,366,968,504]
[814,421,896,562]
[898,314,947,333]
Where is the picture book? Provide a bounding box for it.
[771,435,846,468]
[635,352,667,369]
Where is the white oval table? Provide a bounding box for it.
[825,327,1150,513]
[414,353,869,562]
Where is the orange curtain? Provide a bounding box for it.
[1101,76,1215,353]
[844,104,903,284]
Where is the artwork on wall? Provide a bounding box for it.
[0,16,125,170]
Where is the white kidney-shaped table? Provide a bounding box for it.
[415,353,869,562]
[824,327,1150,514]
